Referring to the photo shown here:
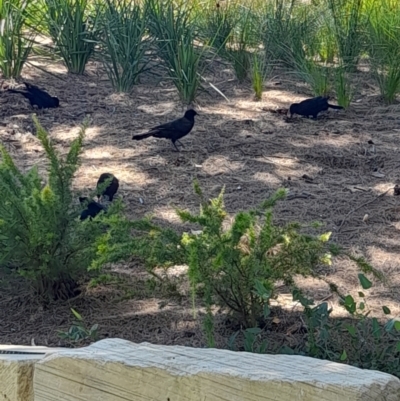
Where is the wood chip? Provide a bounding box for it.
[371,171,385,178]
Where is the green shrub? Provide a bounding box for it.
[177,183,334,345]
[0,0,38,78]
[96,0,151,92]
[44,0,100,74]
[0,116,119,301]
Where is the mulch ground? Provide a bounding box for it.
[0,56,399,349]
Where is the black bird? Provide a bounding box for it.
[8,82,59,109]
[289,96,343,119]
[132,109,198,151]
[79,197,106,221]
[96,173,119,202]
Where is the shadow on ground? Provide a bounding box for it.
[0,56,399,352]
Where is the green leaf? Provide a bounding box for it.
[358,292,365,298]
[343,295,356,314]
[227,331,240,351]
[394,321,400,331]
[358,273,372,289]
[382,306,391,315]
[246,327,262,335]
[263,304,271,318]
[71,308,83,321]
[346,325,356,337]
[372,318,381,339]
[280,346,295,355]
[340,350,347,361]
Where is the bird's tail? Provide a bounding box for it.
[327,104,343,110]
[8,89,26,95]
[132,132,154,141]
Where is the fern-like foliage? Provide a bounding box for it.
[177,182,334,343]
[0,116,116,301]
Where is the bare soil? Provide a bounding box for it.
[0,57,400,349]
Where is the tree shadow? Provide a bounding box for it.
[1,55,399,350]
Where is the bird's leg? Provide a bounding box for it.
[176,139,185,148]
[172,141,181,152]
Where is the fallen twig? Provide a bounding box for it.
[338,189,391,232]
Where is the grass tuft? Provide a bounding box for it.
[96,0,151,92]
[0,0,38,78]
[44,0,100,74]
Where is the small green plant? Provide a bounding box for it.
[366,0,400,103]
[58,308,99,345]
[230,48,250,83]
[0,116,122,301]
[281,10,330,96]
[334,65,354,107]
[91,214,185,273]
[325,0,366,71]
[96,0,152,92]
[263,1,330,95]
[293,289,335,359]
[146,0,206,104]
[295,272,400,377]
[226,4,255,82]
[45,0,100,74]
[88,273,116,287]
[261,0,316,67]
[292,56,330,96]
[0,0,38,78]
[251,53,265,100]
[198,0,238,51]
[336,274,400,374]
[316,21,337,64]
[228,327,268,353]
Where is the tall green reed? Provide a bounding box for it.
[96,0,151,92]
[45,0,100,74]
[0,0,38,78]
